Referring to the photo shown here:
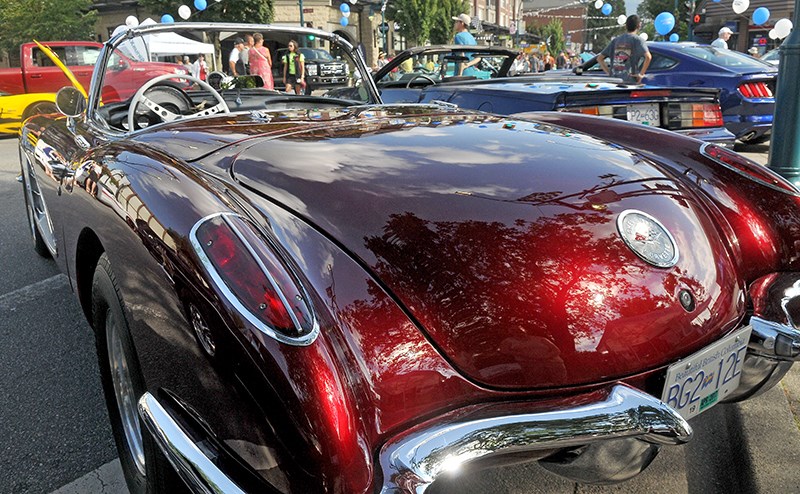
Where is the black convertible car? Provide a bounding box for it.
[326,45,735,146]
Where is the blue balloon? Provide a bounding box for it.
[194,0,207,10]
[340,16,349,26]
[752,7,770,26]
[601,3,612,15]
[161,14,174,23]
[340,3,350,13]
[655,12,676,35]
[669,33,679,42]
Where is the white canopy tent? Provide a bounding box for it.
[111,18,215,61]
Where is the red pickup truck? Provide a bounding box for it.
[0,41,188,99]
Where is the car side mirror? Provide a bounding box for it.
[115,59,130,71]
[55,87,86,117]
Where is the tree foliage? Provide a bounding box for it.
[385,0,438,46]
[0,0,97,56]
[429,0,470,45]
[534,19,566,55]
[139,0,273,24]
[585,0,627,52]
[637,0,690,41]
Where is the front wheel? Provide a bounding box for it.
[92,253,185,494]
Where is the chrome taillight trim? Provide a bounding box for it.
[189,212,320,346]
[138,392,246,494]
[700,142,800,196]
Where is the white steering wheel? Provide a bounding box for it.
[128,73,230,132]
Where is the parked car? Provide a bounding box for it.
[0,90,56,135]
[761,48,780,65]
[272,46,348,90]
[0,41,188,98]
[20,23,800,494]
[575,42,779,143]
[327,45,735,146]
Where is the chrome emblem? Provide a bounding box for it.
[617,210,679,268]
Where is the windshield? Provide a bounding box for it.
[679,45,774,70]
[761,49,779,62]
[88,23,376,133]
[377,50,513,85]
[300,48,334,61]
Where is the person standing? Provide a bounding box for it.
[282,40,305,94]
[596,14,652,84]
[711,27,733,49]
[452,13,481,76]
[191,54,208,81]
[249,33,274,89]
[240,34,254,74]
[228,37,245,76]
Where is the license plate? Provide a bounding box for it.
[661,325,751,420]
[627,103,660,126]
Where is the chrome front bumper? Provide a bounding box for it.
[379,384,692,493]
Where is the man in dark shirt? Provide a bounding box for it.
[597,15,652,84]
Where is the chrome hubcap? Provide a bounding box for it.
[107,311,146,476]
[190,304,216,357]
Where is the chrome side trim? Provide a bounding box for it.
[750,316,800,360]
[189,212,320,346]
[379,383,692,492]
[138,392,245,494]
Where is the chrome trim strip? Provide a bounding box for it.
[380,383,692,492]
[750,316,800,360]
[138,392,245,494]
[700,142,800,195]
[189,212,320,346]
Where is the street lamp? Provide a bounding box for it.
[767,2,800,184]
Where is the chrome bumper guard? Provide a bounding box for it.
[379,384,692,492]
[138,392,245,494]
[725,272,800,402]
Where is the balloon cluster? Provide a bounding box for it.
[160,0,220,23]
[340,2,350,26]
[770,18,793,39]
[593,0,611,16]
[652,11,677,41]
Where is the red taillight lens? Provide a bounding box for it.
[738,82,773,99]
[692,103,723,127]
[193,214,316,341]
[702,144,798,194]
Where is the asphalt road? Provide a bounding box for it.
[0,134,798,494]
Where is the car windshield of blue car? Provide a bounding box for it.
[377,50,511,86]
[682,46,773,69]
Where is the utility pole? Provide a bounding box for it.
[767,2,800,185]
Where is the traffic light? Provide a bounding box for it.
[692,13,706,25]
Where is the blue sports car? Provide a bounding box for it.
[576,42,778,144]
[327,45,735,146]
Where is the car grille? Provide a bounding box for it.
[320,63,346,76]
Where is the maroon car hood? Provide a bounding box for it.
[227,110,744,390]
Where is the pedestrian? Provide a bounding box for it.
[374,50,388,72]
[543,51,555,71]
[191,54,208,81]
[228,37,245,76]
[240,34,254,74]
[249,33,274,89]
[452,13,480,76]
[596,14,652,84]
[282,39,305,94]
[711,27,733,49]
[556,51,567,69]
[748,46,760,58]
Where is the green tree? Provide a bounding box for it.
[139,0,273,24]
[0,0,97,57]
[585,0,626,52]
[385,0,439,46]
[539,19,566,55]
[429,0,470,45]
[637,0,689,41]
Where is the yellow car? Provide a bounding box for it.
[0,91,57,136]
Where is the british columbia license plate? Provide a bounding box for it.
[627,103,660,126]
[661,325,751,420]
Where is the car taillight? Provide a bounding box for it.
[191,213,318,345]
[562,106,613,117]
[702,143,799,195]
[738,81,773,99]
[676,103,723,128]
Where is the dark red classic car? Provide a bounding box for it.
[18,23,800,494]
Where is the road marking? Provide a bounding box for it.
[49,459,128,494]
[0,274,69,312]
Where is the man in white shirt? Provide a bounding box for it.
[711,27,733,49]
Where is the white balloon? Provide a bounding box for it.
[775,18,793,39]
[732,0,749,15]
[125,15,139,27]
[594,0,603,8]
[769,28,778,39]
[343,10,350,17]
[617,14,626,25]
[639,32,649,41]
[350,0,358,4]
[178,4,191,19]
